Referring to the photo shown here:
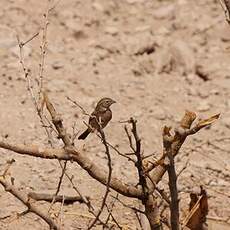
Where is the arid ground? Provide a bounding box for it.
[0,0,229,229]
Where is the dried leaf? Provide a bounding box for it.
[163,126,172,136]
[183,187,208,230]
[197,114,220,129]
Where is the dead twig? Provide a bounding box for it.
[110,195,145,214]
[163,126,180,230]
[61,167,108,227]
[0,177,59,230]
[129,118,148,203]
[28,192,87,204]
[104,194,122,230]
[0,140,143,198]
[88,126,112,229]
[66,96,90,116]
[48,160,68,213]
[219,0,230,24]
[16,33,55,146]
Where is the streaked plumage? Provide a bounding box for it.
[78,97,116,140]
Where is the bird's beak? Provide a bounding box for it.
[111,99,116,104]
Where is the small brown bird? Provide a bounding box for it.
[78,97,116,140]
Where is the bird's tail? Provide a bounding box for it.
[78,129,90,140]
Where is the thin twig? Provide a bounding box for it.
[88,127,112,229]
[163,126,180,230]
[219,0,230,23]
[104,195,122,230]
[38,0,52,100]
[28,192,86,204]
[48,160,68,213]
[66,96,90,116]
[63,170,107,227]
[110,195,145,214]
[16,34,54,146]
[129,118,148,202]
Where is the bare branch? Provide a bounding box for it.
[0,141,143,198]
[163,126,180,230]
[66,96,90,116]
[88,128,112,229]
[129,118,148,201]
[0,177,59,230]
[48,160,68,213]
[219,0,230,24]
[148,111,219,192]
[28,192,88,204]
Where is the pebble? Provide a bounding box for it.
[92,2,104,12]
[52,61,64,70]
[222,117,230,129]
[151,107,167,120]
[197,100,210,112]
[153,4,175,20]
[170,40,196,75]
[104,26,119,35]
[220,24,230,42]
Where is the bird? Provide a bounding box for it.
[78,97,116,140]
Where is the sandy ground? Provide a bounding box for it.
[0,0,230,229]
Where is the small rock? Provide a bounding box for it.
[151,108,167,120]
[52,61,64,70]
[73,30,88,40]
[222,117,230,129]
[210,89,219,95]
[197,88,209,99]
[197,101,210,112]
[195,64,209,81]
[92,2,104,12]
[126,0,144,3]
[0,209,11,219]
[225,100,230,108]
[135,25,151,32]
[220,24,230,42]
[153,4,175,20]
[170,40,196,75]
[209,180,218,186]
[187,87,198,96]
[104,26,118,35]
[216,179,229,187]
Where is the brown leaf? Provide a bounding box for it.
[162,126,172,136]
[183,187,208,230]
[197,114,220,129]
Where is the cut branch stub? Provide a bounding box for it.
[148,111,220,193]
